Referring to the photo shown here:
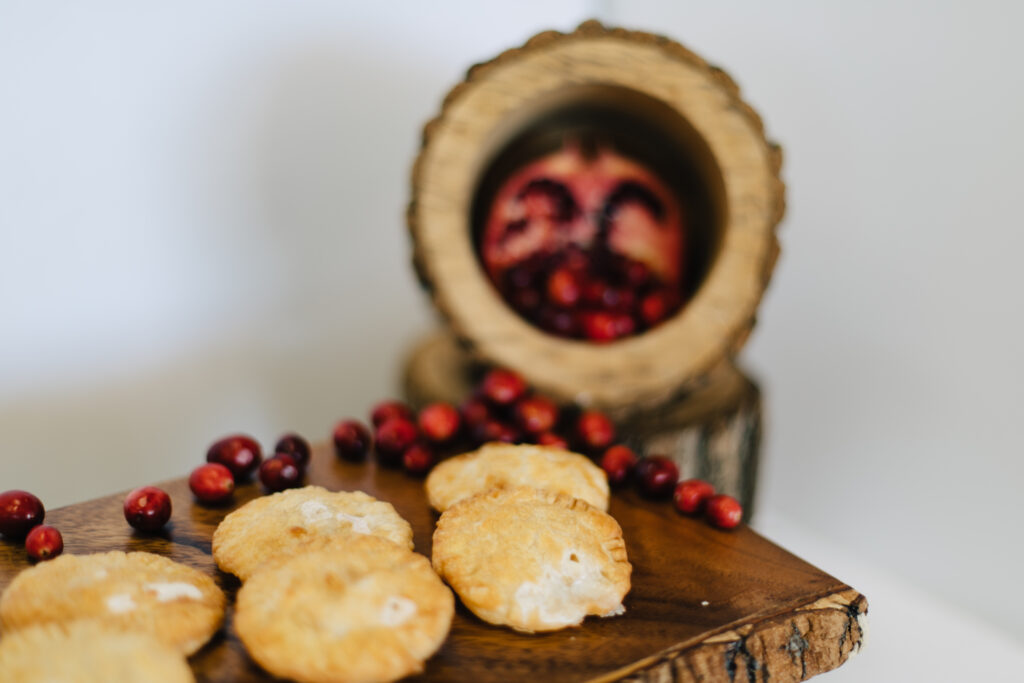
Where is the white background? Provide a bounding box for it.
[2,1,1023,678]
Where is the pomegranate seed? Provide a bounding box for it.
[370,400,413,428]
[581,311,627,342]
[480,369,527,406]
[274,433,311,470]
[402,443,435,476]
[417,402,461,443]
[0,490,45,539]
[515,395,559,435]
[576,410,616,453]
[123,486,172,533]
[635,456,679,499]
[259,454,302,493]
[537,307,580,338]
[375,418,418,467]
[625,261,651,288]
[546,268,581,308]
[188,463,235,505]
[640,289,680,327]
[206,434,262,480]
[333,419,372,462]
[459,397,492,429]
[25,525,63,561]
[674,479,716,515]
[706,494,743,529]
[509,287,542,314]
[535,432,569,449]
[600,445,638,487]
[504,262,540,292]
[472,419,520,446]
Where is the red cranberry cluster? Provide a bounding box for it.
[192,432,313,503]
[0,490,62,562]
[330,368,624,477]
[496,248,683,343]
[332,367,743,530]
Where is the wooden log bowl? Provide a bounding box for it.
[408,20,785,416]
[403,331,762,518]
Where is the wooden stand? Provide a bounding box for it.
[403,331,762,517]
[408,20,785,415]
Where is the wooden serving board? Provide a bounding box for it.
[0,445,866,682]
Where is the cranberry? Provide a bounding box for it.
[188,463,235,505]
[515,395,559,435]
[635,456,679,499]
[0,490,45,539]
[206,434,262,480]
[123,486,172,533]
[674,479,716,515]
[259,454,302,493]
[480,369,527,406]
[402,444,435,476]
[706,494,743,529]
[535,432,569,449]
[460,397,492,429]
[25,525,63,562]
[472,419,520,446]
[375,418,418,467]
[600,445,638,487]
[370,400,413,428]
[546,268,582,308]
[576,410,616,453]
[274,433,311,470]
[417,402,461,443]
[333,419,372,462]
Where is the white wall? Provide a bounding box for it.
[2,0,1022,648]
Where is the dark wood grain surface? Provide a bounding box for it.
[0,444,865,682]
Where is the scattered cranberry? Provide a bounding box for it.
[375,418,419,467]
[402,444,435,476]
[706,494,743,529]
[123,486,172,533]
[515,395,559,435]
[259,454,302,492]
[600,445,638,487]
[472,419,520,445]
[206,434,262,480]
[188,463,235,505]
[635,456,679,499]
[459,397,492,430]
[370,400,413,428]
[546,268,581,308]
[333,419,372,462]
[536,432,569,449]
[576,410,616,453]
[25,525,63,562]
[0,490,45,539]
[417,402,461,443]
[673,479,716,515]
[480,369,527,406]
[274,433,311,470]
